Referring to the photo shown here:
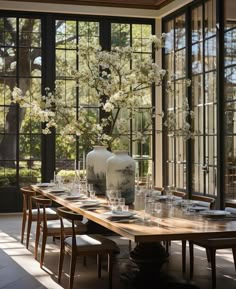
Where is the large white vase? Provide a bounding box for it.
[106,151,135,204]
[86,146,112,195]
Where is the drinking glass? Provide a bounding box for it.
[144,196,153,222]
[88,183,94,197]
[151,202,162,225]
[122,205,129,212]
[117,197,125,211]
[88,183,93,192]
[90,190,96,199]
[111,198,119,212]
[55,175,62,188]
[181,199,193,214]
[106,190,121,202]
[166,190,173,208]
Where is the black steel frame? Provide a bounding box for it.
[0,10,155,212]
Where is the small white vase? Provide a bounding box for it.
[86,146,112,195]
[106,151,135,204]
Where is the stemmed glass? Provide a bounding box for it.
[88,183,94,198]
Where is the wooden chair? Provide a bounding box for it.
[20,186,57,249]
[33,196,87,268]
[57,206,120,289]
[181,195,216,273]
[189,201,236,289]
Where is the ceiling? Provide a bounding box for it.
[7,0,175,10]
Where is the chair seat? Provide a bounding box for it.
[43,219,87,234]
[65,234,120,254]
[29,208,58,220]
[192,238,236,248]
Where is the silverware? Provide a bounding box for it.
[112,218,141,223]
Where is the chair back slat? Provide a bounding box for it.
[225,201,236,209]
[20,186,36,213]
[57,207,83,221]
[154,186,164,193]
[32,196,52,225]
[57,207,84,251]
[172,191,186,198]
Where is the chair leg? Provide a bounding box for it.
[97,254,101,278]
[210,249,216,289]
[21,212,26,244]
[128,240,132,252]
[40,230,47,268]
[232,248,236,272]
[58,243,65,284]
[34,221,40,260]
[108,253,114,289]
[189,241,194,279]
[165,241,169,254]
[182,240,187,273]
[206,248,211,262]
[83,256,87,267]
[69,254,77,289]
[26,216,32,249]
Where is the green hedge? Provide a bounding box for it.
[0,167,40,186]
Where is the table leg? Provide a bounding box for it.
[120,242,199,289]
[120,241,167,289]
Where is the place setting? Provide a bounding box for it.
[102,192,140,223]
[34,182,55,188]
[200,210,232,219]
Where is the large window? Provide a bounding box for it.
[163,13,187,191]
[0,11,154,212]
[0,15,42,211]
[224,0,236,200]
[163,0,218,197]
[54,18,154,180]
[191,0,217,196]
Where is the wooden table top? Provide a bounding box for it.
[32,185,236,243]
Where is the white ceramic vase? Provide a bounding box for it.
[86,146,112,195]
[106,151,135,204]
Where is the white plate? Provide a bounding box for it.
[189,206,209,212]
[36,183,55,187]
[104,211,136,218]
[48,188,66,193]
[79,201,101,207]
[64,194,87,200]
[156,195,168,200]
[200,210,231,217]
[64,196,81,200]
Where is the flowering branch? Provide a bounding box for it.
[11,33,194,149]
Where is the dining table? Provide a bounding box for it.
[31,184,236,289]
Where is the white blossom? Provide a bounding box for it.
[103,102,114,112]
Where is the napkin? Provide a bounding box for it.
[225,207,236,214]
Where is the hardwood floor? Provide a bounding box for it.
[0,213,236,289]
